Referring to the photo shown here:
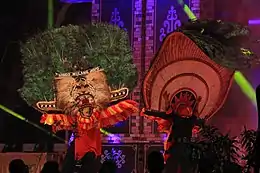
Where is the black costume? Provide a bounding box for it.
[144,110,203,173]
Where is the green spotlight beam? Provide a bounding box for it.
[0,104,66,142]
[183,5,197,20]
[48,0,54,28]
[0,103,113,137]
[234,71,257,105]
[177,0,257,105]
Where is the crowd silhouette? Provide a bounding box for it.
[8,159,29,173]
[147,151,164,173]
[7,151,165,173]
[8,159,119,173]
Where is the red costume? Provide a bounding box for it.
[40,99,138,160]
[36,67,139,173]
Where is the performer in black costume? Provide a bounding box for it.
[142,96,203,173]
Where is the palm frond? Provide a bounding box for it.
[19,23,138,105]
[179,19,260,70]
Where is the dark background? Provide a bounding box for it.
[0,0,92,144]
[0,0,52,144]
[0,0,131,144]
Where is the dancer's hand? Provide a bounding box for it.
[140,108,146,116]
[140,108,154,116]
[192,125,201,138]
[140,108,153,118]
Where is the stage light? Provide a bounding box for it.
[0,144,5,152]
[23,144,35,152]
[54,143,67,152]
[60,0,92,3]
[234,71,257,105]
[68,133,75,146]
[48,0,54,28]
[0,104,65,142]
[108,135,121,144]
[248,19,260,25]
[68,127,121,146]
[33,144,42,152]
[2,144,9,152]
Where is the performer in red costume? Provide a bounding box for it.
[38,68,139,173]
[18,23,140,173]
[142,92,203,173]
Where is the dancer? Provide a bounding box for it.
[19,23,139,173]
[141,19,259,173]
[39,68,138,173]
[142,93,203,173]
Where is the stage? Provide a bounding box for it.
[0,0,259,173]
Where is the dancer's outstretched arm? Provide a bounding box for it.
[143,109,172,120]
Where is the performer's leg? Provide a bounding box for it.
[61,141,75,173]
[164,155,179,173]
[179,144,192,173]
[163,147,179,173]
[179,155,192,173]
[79,152,101,173]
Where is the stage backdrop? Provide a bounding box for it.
[92,0,258,140]
[155,0,190,51]
[94,0,194,136]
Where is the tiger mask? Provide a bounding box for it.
[54,67,111,118]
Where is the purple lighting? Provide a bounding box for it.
[68,133,75,146]
[248,19,260,25]
[60,0,92,3]
[68,133,121,145]
[108,135,121,144]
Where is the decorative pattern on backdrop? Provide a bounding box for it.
[100,0,133,44]
[190,0,200,18]
[131,0,143,134]
[101,144,137,173]
[91,0,101,22]
[155,0,190,51]
[110,8,127,31]
[100,0,134,134]
[101,148,126,168]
